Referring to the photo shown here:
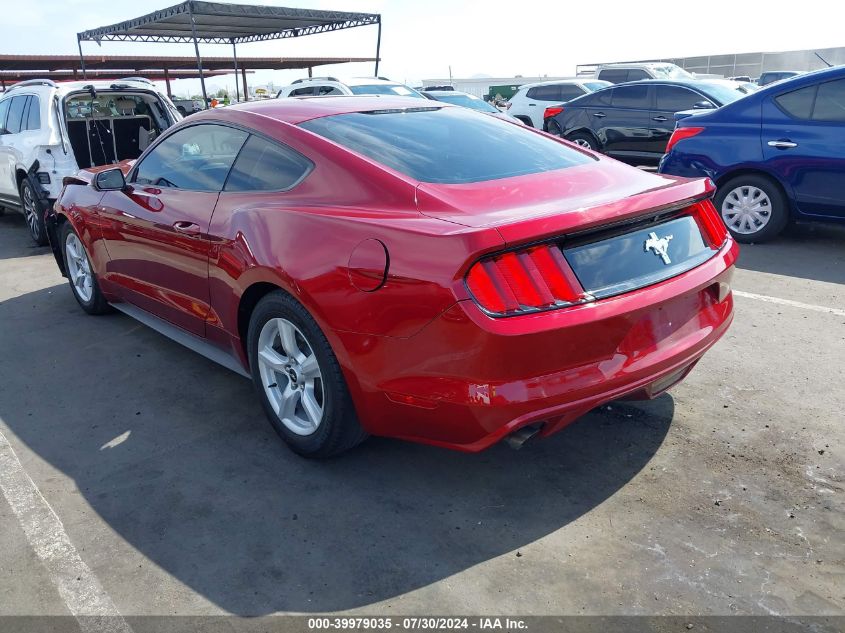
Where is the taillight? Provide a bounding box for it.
[544,106,564,119]
[693,199,729,246]
[466,244,585,316]
[665,126,704,153]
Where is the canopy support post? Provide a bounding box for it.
[374,17,381,77]
[232,39,240,102]
[241,68,248,101]
[164,68,172,98]
[77,35,87,80]
[188,1,208,108]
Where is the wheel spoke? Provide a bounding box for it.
[277,319,302,362]
[299,353,320,379]
[279,384,301,421]
[258,345,287,372]
[301,388,322,428]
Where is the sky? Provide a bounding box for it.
[2,0,843,97]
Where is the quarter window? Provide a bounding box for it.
[611,85,649,109]
[812,78,845,122]
[598,69,629,84]
[627,69,650,81]
[0,99,10,130]
[775,85,815,119]
[290,86,316,96]
[224,135,312,192]
[656,86,707,112]
[25,96,41,130]
[134,124,248,191]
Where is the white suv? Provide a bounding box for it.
[596,62,696,84]
[506,79,611,128]
[277,77,425,99]
[0,78,180,245]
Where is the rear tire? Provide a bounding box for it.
[566,132,599,151]
[546,118,563,136]
[715,174,788,243]
[61,222,111,315]
[21,179,48,246]
[248,291,367,458]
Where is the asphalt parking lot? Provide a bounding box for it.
[0,211,843,620]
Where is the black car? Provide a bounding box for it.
[757,71,801,86]
[544,80,747,165]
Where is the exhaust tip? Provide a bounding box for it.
[505,424,543,450]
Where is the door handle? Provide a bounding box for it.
[528,103,536,106]
[652,116,668,122]
[593,112,606,118]
[767,139,797,149]
[172,221,201,236]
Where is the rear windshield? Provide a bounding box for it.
[430,93,499,113]
[300,107,591,184]
[348,84,424,98]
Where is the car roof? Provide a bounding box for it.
[203,95,448,125]
[518,79,586,89]
[2,78,162,97]
[292,77,404,87]
[599,62,676,69]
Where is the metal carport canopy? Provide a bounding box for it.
[77,1,382,103]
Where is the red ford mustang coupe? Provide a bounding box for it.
[48,97,737,457]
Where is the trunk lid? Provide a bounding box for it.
[416,159,714,245]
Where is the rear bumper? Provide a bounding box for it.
[337,239,738,451]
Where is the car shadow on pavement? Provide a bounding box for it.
[0,285,674,615]
[0,213,51,260]
[735,223,845,286]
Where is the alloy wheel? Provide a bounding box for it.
[721,185,772,235]
[65,233,94,303]
[572,138,592,148]
[22,185,40,241]
[257,318,324,436]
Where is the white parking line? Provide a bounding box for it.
[733,290,845,317]
[0,429,133,633]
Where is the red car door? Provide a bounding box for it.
[97,123,249,336]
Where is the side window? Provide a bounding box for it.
[0,99,10,131]
[598,69,628,84]
[134,124,248,191]
[579,89,613,107]
[656,86,706,112]
[317,85,343,96]
[611,85,649,109]
[224,134,312,192]
[556,85,586,101]
[25,95,41,131]
[5,96,28,134]
[775,85,816,119]
[290,86,316,96]
[526,86,547,100]
[812,78,845,122]
[627,69,650,81]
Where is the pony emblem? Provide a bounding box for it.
[644,231,673,265]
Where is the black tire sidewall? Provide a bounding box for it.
[21,180,48,245]
[247,292,357,457]
[715,175,789,243]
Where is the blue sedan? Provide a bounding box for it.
[659,66,845,242]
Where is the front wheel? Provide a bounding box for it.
[715,175,788,243]
[61,223,111,315]
[248,291,367,458]
[21,179,48,246]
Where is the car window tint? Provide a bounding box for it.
[290,87,316,96]
[557,85,586,101]
[25,95,40,130]
[317,85,343,96]
[655,86,704,112]
[598,69,628,84]
[5,96,27,134]
[611,85,649,108]
[225,134,312,192]
[300,106,591,184]
[0,99,9,130]
[775,85,816,119]
[812,78,845,122]
[527,86,557,100]
[627,69,650,81]
[134,124,248,190]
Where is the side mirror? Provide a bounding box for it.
[93,168,127,191]
[693,100,715,110]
